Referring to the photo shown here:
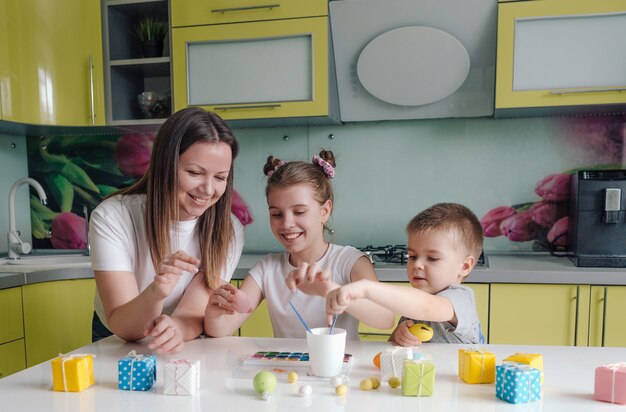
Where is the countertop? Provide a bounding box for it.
[1,252,625,291]
[1,335,625,411]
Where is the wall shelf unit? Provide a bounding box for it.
[102,0,172,125]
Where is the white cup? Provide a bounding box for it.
[306,327,347,377]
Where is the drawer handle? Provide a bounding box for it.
[549,87,626,95]
[211,4,280,13]
[213,104,282,110]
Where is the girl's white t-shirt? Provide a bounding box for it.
[90,194,244,329]
[248,243,365,340]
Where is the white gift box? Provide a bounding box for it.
[164,359,200,396]
[381,347,413,382]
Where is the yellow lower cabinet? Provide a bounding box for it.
[0,339,26,379]
[589,286,626,347]
[239,298,274,338]
[22,279,96,367]
[489,283,589,346]
[0,287,24,344]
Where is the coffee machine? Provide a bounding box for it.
[569,170,626,267]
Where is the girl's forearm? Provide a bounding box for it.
[107,283,165,341]
[203,311,249,337]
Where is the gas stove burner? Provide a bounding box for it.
[358,245,487,268]
[358,245,408,265]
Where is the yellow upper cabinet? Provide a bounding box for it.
[496,0,626,116]
[0,0,104,126]
[172,0,327,27]
[172,16,339,125]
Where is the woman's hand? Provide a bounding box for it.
[206,282,240,317]
[151,250,200,300]
[389,320,422,347]
[144,315,185,354]
[285,262,336,297]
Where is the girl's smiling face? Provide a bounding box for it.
[177,141,232,221]
[267,183,332,258]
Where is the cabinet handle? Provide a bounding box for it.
[573,285,579,346]
[211,4,280,13]
[602,287,608,347]
[549,87,626,95]
[88,55,95,126]
[213,104,282,111]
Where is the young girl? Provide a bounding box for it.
[204,150,394,339]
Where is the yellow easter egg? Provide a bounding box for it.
[335,384,348,396]
[287,371,298,384]
[370,377,380,389]
[388,376,401,388]
[408,323,434,342]
[360,378,373,391]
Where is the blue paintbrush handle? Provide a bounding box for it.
[288,301,312,333]
[329,314,338,335]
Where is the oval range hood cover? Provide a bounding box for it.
[356,26,470,106]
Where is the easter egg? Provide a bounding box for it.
[253,371,277,394]
[287,371,298,384]
[370,377,380,389]
[388,376,401,388]
[335,384,348,396]
[359,378,374,391]
[299,384,312,398]
[231,290,253,313]
[408,323,434,342]
[373,352,381,369]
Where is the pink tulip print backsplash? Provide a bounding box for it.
[481,114,626,252]
[26,133,253,250]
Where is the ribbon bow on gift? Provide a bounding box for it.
[126,350,147,391]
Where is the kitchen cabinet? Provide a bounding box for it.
[589,286,626,348]
[489,283,590,346]
[0,0,105,126]
[359,283,490,342]
[0,339,26,379]
[495,0,626,117]
[101,0,171,125]
[172,0,327,27]
[22,279,95,367]
[171,13,339,126]
[0,287,23,345]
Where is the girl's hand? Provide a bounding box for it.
[389,320,422,347]
[285,262,336,297]
[144,315,184,354]
[152,250,200,299]
[206,282,240,316]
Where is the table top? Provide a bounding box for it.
[1,336,626,411]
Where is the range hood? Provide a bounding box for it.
[329,0,497,122]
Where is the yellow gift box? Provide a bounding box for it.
[458,349,495,384]
[503,353,544,383]
[52,354,95,392]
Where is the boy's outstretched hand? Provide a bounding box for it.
[285,262,336,297]
[325,281,367,325]
[389,319,422,347]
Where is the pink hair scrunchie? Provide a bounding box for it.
[266,160,287,177]
[312,156,335,179]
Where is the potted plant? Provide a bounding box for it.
[133,16,168,58]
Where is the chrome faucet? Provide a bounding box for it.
[8,177,47,259]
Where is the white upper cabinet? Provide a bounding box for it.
[495,0,626,117]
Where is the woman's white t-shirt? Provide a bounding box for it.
[90,194,244,328]
[248,243,365,340]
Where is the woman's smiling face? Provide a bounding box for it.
[177,141,232,221]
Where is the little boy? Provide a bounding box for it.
[326,203,484,345]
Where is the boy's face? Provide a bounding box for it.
[406,229,475,295]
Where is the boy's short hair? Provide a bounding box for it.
[406,203,484,259]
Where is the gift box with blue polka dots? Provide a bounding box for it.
[118,352,157,391]
[495,362,541,404]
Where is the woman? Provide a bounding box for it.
[89,107,243,353]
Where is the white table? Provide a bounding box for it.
[1,336,625,411]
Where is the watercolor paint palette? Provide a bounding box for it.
[242,351,353,367]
